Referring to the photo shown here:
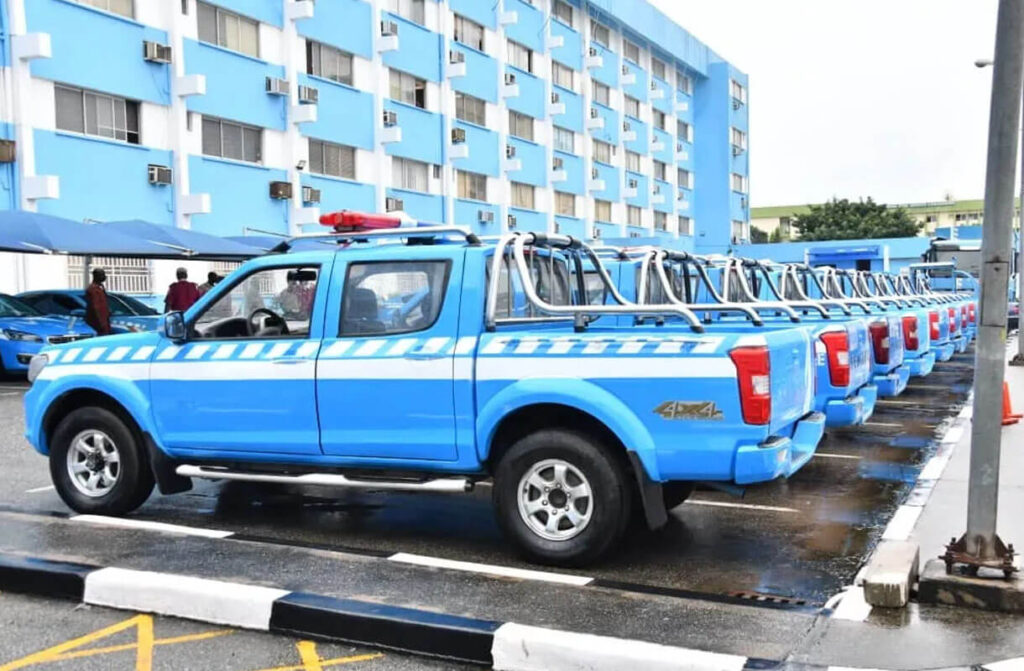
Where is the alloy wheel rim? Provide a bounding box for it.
[516,459,593,541]
[66,429,121,498]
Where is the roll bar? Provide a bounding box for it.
[724,258,833,319]
[787,264,873,313]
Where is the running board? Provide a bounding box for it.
[175,465,474,493]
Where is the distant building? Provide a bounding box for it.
[751,199,1022,241]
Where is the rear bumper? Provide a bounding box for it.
[734,412,825,485]
[824,383,878,428]
[873,365,910,397]
[952,335,968,353]
[934,341,956,362]
[906,351,936,378]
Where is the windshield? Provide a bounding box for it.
[0,294,43,317]
[109,293,157,316]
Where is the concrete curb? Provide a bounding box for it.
[0,552,771,670]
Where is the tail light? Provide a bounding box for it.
[960,305,967,330]
[948,307,958,333]
[869,320,890,365]
[902,315,919,351]
[819,331,850,387]
[729,346,771,425]
[929,311,939,340]
[968,302,976,324]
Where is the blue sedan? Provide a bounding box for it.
[0,294,93,374]
[17,289,162,334]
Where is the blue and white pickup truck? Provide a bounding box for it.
[23,222,825,565]
[858,272,936,379]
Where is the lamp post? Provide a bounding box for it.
[977,56,1024,364]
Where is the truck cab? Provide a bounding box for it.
[23,219,824,566]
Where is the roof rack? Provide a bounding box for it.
[271,225,481,253]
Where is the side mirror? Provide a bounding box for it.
[70,308,86,318]
[164,312,187,342]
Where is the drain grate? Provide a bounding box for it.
[728,590,809,606]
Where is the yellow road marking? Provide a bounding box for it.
[0,614,233,671]
[250,641,383,671]
[298,641,324,671]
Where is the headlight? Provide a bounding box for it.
[0,328,43,342]
[27,353,48,383]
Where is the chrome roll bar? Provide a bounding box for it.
[774,264,854,316]
[726,258,832,319]
[797,265,873,313]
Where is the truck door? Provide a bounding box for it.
[317,249,461,461]
[149,260,329,455]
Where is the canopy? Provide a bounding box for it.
[223,235,284,253]
[99,220,263,260]
[0,210,171,257]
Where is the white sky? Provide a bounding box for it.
[649,0,1000,208]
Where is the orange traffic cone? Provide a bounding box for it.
[1003,382,1023,426]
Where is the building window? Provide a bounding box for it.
[592,79,610,106]
[731,79,747,105]
[593,139,613,164]
[651,57,667,81]
[779,217,792,236]
[676,70,692,95]
[197,2,259,58]
[453,14,485,50]
[77,0,132,18]
[552,61,575,90]
[731,220,748,242]
[653,160,667,181]
[627,205,641,227]
[507,40,533,73]
[392,156,429,192]
[654,211,667,231]
[386,0,424,25]
[555,191,575,216]
[509,111,534,141]
[678,168,692,189]
[455,92,486,125]
[390,69,426,108]
[677,120,692,143]
[67,256,150,294]
[202,116,261,162]
[511,182,535,209]
[594,199,612,222]
[731,127,748,150]
[306,41,353,85]
[679,216,692,236]
[55,85,140,145]
[552,0,573,25]
[553,126,574,153]
[457,170,487,201]
[625,151,641,172]
[624,95,640,119]
[731,173,748,193]
[652,109,666,131]
[309,139,355,179]
[590,20,610,47]
[623,39,640,64]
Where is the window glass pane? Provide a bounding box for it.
[324,143,341,176]
[55,86,85,134]
[595,200,611,221]
[555,192,574,216]
[222,122,243,160]
[592,81,609,106]
[511,183,534,209]
[219,11,237,50]
[307,41,320,76]
[341,261,448,336]
[243,126,261,162]
[308,139,324,174]
[339,145,356,178]
[552,62,573,89]
[197,2,218,45]
[553,127,573,153]
[113,98,127,141]
[195,266,320,338]
[625,96,639,118]
[238,15,258,56]
[553,1,572,25]
[125,101,140,144]
[623,41,639,63]
[626,152,640,172]
[107,0,133,18]
[627,206,641,226]
[201,118,221,156]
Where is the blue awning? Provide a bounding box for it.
[223,235,285,253]
[99,220,264,260]
[0,211,172,257]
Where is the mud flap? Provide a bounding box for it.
[627,452,667,530]
[143,433,192,495]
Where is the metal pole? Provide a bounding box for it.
[947,0,1024,575]
[1015,164,1024,363]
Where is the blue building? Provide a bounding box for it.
[0,0,749,294]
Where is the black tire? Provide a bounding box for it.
[493,429,632,567]
[662,482,694,511]
[49,407,154,515]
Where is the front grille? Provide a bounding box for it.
[47,334,93,345]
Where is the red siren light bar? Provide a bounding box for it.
[319,211,403,232]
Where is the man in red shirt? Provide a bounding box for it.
[84,268,111,336]
[164,267,200,313]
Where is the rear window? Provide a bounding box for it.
[492,254,571,319]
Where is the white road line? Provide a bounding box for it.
[874,399,919,406]
[985,658,1024,671]
[830,586,872,622]
[388,553,594,586]
[862,421,904,430]
[684,499,799,514]
[0,391,21,397]
[25,485,55,494]
[881,505,923,542]
[815,453,863,460]
[70,515,233,539]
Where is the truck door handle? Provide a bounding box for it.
[405,349,444,361]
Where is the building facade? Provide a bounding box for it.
[0,0,749,295]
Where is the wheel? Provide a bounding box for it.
[662,482,694,511]
[49,407,154,515]
[492,429,632,566]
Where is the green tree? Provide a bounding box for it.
[769,227,785,243]
[793,198,922,241]
[750,226,769,243]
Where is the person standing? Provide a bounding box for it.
[197,271,221,297]
[164,267,200,313]
[84,268,111,336]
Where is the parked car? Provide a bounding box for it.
[0,294,93,375]
[17,289,162,334]
[22,219,825,566]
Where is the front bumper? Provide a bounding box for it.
[0,340,43,372]
[906,351,936,378]
[734,412,825,485]
[824,383,878,428]
[873,364,911,397]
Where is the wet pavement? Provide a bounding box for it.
[0,351,975,608]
